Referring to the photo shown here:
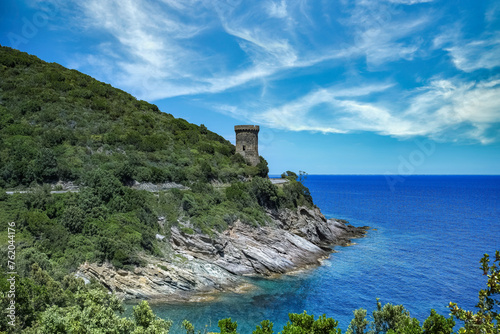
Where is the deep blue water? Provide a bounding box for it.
[147,175,500,333]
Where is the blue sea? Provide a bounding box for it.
[148,175,500,333]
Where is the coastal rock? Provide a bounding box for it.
[171,221,328,276]
[77,257,243,300]
[171,206,368,276]
[78,206,368,300]
[271,206,367,248]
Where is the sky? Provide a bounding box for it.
[1,0,499,174]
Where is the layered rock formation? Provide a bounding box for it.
[77,257,243,302]
[77,206,368,300]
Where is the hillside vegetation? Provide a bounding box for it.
[0,46,269,188]
[0,46,313,278]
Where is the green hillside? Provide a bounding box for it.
[0,46,317,332]
[0,46,269,188]
[0,45,313,276]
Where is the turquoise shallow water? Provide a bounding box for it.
[144,175,500,333]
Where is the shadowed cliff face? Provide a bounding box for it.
[78,207,368,300]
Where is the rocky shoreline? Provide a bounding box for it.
[77,206,369,301]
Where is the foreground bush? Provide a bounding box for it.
[171,251,500,334]
[0,252,498,333]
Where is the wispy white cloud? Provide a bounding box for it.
[266,0,288,19]
[226,78,500,143]
[355,17,428,66]
[61,0,435,100]
[224,83,399,133]
[387,0,433,4]
[342,1,432,67]
[485,2,500,22]
[434,24,500,73]
[41,0,500,144]
[219,24,298,67]
[68,0,210,98]
[444,36,500,72]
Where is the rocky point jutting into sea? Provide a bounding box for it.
[77,205,369,301]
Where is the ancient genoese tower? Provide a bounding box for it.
[234,125,260,166]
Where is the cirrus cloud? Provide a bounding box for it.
[38,0,500,144]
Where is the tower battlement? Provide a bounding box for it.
[234,125,260,166]
[234,125,260,132]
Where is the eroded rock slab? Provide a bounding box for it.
[77,257,243,301]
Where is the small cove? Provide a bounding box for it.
[133,175,499,334]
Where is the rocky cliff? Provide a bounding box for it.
[77,206,368,300]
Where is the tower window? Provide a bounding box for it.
[242,145,246,151]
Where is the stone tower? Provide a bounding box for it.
[234,125,260,166]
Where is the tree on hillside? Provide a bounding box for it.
[449,251,500,334]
